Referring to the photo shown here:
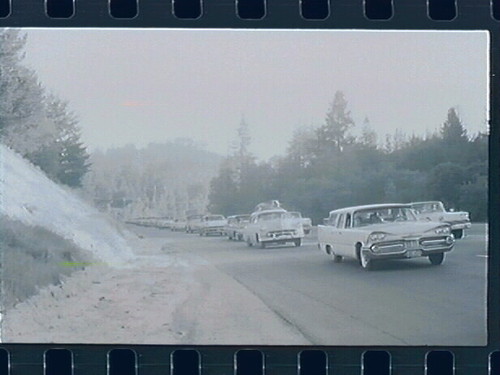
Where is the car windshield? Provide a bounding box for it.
[411,202,445,214]
[206,215,224,220]
[353,207,417,227]
[259,212,284,221]
[286,212,302,219]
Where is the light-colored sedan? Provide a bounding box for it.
[288,211,312,235]
[171,219,187,231]
[225,214,251,241]
[318,203,455,270]
[244,209,304,248]
[410,201,471,239]
[199,215,227,236]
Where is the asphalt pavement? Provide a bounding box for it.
[129,223,488,346]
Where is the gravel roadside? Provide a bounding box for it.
[1,233,309,344]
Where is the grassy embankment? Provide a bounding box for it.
[0,217,94,310]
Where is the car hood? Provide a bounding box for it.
[416,211,469,222]
[361,221,447,236]
[260,218,301,231]
[205,220,227,227]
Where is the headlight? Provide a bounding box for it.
[435,226,451,234]
[369,232,386,242]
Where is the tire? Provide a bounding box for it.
[359,249,373,270]
[246,236,253,247]
[257,235,266,249]
[452,229,463,239]
[333,254,342,263]
[429,252,445,265]
[294,239,302,247]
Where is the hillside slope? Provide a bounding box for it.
[0,144,134,266]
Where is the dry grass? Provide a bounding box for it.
[0,216,94,310]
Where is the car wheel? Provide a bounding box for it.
[359,250,373,270]
[246,236,253,247]
[294,239,302,247]
[332,254,342,263]
[429,252,445,265]
[256,235,266,249]
[452,229,463,239]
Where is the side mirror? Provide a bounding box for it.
[323,218,329,225]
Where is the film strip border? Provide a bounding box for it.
[0,0,497,26]
[0,346,498,375]
[1,0,500,374]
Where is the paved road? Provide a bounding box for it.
[129,223,487,346]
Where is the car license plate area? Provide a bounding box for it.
[406,250,422,258]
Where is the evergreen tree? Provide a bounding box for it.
[441,107,468,144]
[46,96,91,187]
[316,91,355,153]
[0,30,52,154]
[359,117,377,148]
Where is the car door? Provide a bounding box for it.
[246,215,258,243]
[318,213,338,251]
[342,212,363,258]
[334,213,351,256]
[327,213,349,256]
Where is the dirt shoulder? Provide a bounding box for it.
[2,233,309,344]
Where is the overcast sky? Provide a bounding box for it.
[22,29,488,160]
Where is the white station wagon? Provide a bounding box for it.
[318,203,455,270]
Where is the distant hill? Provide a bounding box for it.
[83,139,223,219]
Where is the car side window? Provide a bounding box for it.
[337,214,344,228]
[345,213,351,228]
[329,214,337,227]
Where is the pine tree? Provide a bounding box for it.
[441,107,468,144]
[0,30,52,154]
[46,96,91,187]
[360,117,377,148]
[27,96,91,187]
[316,91,355,153]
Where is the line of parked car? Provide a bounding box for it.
[127,201,312,249]
[126,200,471,271]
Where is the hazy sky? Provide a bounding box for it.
[22,29,488,160]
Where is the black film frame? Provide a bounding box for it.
[0,0,498,374]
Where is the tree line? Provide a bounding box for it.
[208,91,488,223]
[0,30,90,187]
[82,141,222,220]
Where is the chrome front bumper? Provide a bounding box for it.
[363,235,455,260]
[261,231,303,242]
[449,221,472,230]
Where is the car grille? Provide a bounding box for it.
[419,236,452,249]
[371,241,405,253]
[268,230,295,238]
